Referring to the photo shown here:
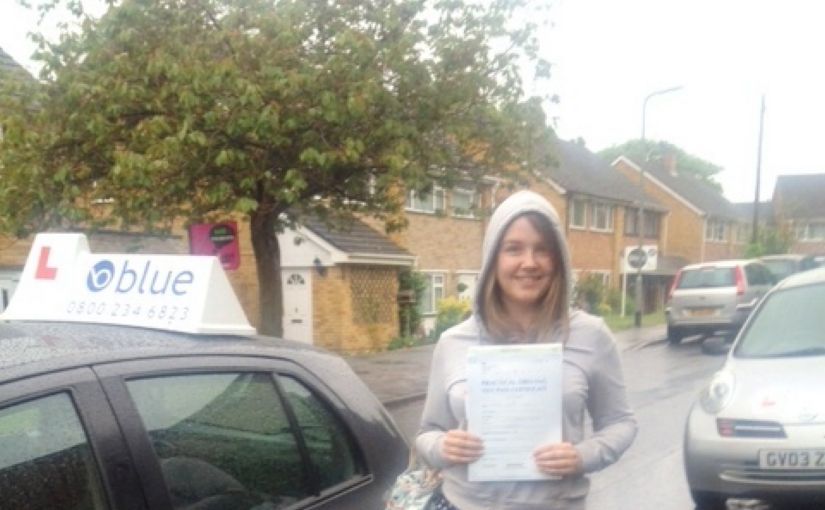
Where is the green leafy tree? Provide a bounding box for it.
[744,225,794,257]
[598,139,723,191]
[0,0,553,334]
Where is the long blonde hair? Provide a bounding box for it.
[481,212,569,343]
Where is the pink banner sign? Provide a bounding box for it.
[188,222,240,271]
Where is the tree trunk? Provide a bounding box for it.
[250,209,283,337]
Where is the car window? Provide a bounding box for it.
[676,267,734,289]
[745,264,774,286]
[735,283,825,358]
[743,264,759,285]
[759,264,776,285]
[800,256,820,271]
[279,376,359,489]
[0,393,108,510]
[126,372,362,509]
[762,259,796,280]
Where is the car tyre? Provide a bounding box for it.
[690,490,727,510]
[667,325,682,345]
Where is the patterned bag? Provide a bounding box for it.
[385,449,442,510]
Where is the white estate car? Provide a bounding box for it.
[684,267,825,509]
[666,259,775,345]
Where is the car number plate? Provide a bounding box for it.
[759,449,825,469]
[688,307,716,317]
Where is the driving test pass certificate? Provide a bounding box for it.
[466,343,562,482]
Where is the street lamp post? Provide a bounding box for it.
[635,85,683,327]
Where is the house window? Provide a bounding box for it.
[451,188,478,218]
[570,199,587,229]
[591,203,614,232]
[624,208,660,238]
[705,219,728,242]
[644,212,660,238]
[405,185,445,213]
[419,272,445,314]
[796,221,825,241]
[456,272,479,301]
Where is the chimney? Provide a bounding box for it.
[662,153,677,176]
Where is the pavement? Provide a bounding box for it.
[344,323,667,409]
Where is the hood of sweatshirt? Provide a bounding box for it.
[473,190,572,332]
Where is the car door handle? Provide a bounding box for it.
[291,319,302,324]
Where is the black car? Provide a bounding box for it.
[0,233,407,510]
[0,321,408,510]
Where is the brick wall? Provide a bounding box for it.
[392,212,484,272]
[312,265,400,353]
[224,219,260,330]
[704,237,746,261]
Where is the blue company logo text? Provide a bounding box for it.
[86,259,195,296]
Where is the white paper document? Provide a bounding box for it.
[466,343,563,482]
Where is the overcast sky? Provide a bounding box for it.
[2,0,824,203]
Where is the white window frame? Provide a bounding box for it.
[456,271,480,302]
[796,221,825,241]
[705,218,728,242]
[590,203,614,232]
[405,185,445,213]
[450,188,479,219]
[570,199,587,230]
[419,272,446,315]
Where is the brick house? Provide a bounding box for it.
[382,181,493,332]
[612,155,748,264]
[387,140,672,327]
[772,174,825,255]
[542,141,670,312]
[730,201,773,247]
[275,216,414,351]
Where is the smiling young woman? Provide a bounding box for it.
[415,190,638,510]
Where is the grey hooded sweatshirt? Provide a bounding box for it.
[415,190,637,510]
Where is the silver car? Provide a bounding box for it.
[684,267,825,509]
[760,253,822,281]
[665,260,775,344]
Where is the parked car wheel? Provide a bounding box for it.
[690,490,727,510]
[667,325,683,345]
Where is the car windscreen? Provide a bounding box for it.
[762,260,796,280]
[676,267,735,289]
[734,283,825,358]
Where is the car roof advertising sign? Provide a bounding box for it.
[1,233,255,336]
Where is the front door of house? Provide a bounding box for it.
[281,269,313,344]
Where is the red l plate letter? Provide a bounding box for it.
[35,247,58,280]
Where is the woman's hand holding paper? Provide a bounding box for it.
[533,442,583,476]
[441,429,485,465]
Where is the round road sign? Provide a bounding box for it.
[627,248,648,269]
